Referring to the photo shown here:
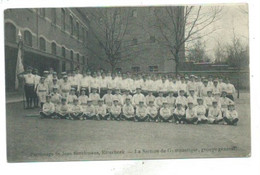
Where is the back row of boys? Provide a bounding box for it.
[36,69,236,100]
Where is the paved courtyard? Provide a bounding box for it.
[6,93,250,162]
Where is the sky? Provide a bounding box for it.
[188,4,249,60]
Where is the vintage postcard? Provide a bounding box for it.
[5,4,250,162]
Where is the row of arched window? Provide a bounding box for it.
[5,22,85,63]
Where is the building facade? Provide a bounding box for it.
[5,8,89,91]
[78,7,185,73]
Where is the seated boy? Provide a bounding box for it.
[173,102,186,124]
[95,99,108,120]
[113,88,123,106]
[166,90,176,109]
[56,97,70,119]
[132,87,145,107]
[82,99,96,120]
[69,98,83,120]
[208,100,223,124]
[220,90,233,117]
[147,101,159,122]
[223,102,239,126]
[40,95,55,119]
[110,99,122,121]
[187,89,197,106]
[195,97,208,124]
[159,100,173,122]
[185,100,198,124]
[135,101,148,122]
[122,97,135,121]
[122,89,133,105]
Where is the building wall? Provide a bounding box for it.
[4,8,90,91]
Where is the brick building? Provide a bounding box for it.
[5,8,89,91]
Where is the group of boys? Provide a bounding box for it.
[33,68,239,126]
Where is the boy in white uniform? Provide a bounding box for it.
[67,88,77,106]
[208,100,223,124]
[159,101,173,122]
[145,90,155,106]
[173,102,186,124]
[113,88,123,106]
[122,97,135,121]
[220,90,233,116]
[195,97,208,124]
[187,89,197,106]
[225,79,236,101]
[110,99,122,121]
[155,91,165,109]
[223,102,239,126]
[83,100,96,120]
[204,90,214,116]
[37,77,49,108]
[40,95,55,119]
[60,75,71,98]
[166,90,176,109]
[175,89,187,109]
[122,89,133,105]
[147,101,159,122]
[185,100,198,124]
[50,87,62,112]
[102,89,114,112]
[135,101,148,122]
[95,99,108,120]
[69,98,83,120]
[89,87,100,106]
[78,88,88,105]
[56,97,70,119]
[132,87,145,107]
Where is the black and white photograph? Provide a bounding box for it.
[4,4,250,163]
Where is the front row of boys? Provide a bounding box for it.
[40,90,239,126]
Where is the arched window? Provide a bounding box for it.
[51,42,57,55]
[51,9,56,25]
[76,21,79,39]
[62,47,66,58]
[82,56,85,65]
[70,50,73,60]
[39,8,45,17]
[82,27,85,43]
[77,53,80,62]
[5,22,16,42]
[70,15,73,35]
[39,37,46,51]
[61,9,66,30]
[24,30,32,47]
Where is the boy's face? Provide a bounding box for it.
[71,91,75,95]
[62,100,66,105]
[228,105,234,111]
[115,90,120,94]
[74,101,78,105]
[188,103,193,109]
[149,102,154,107]
[140,103,144,107]
[198,100,203,105]
[159,93,163,97]
[169,92,173,96]
[81,91,86,95]
[222,92,227,97]
[137,89,141,93]
[214,94,220,99]
[98,101,103,106]
[93,89,97,93]
[203,81,208,86]
[46,97,50,102]
[126,100,130,105]
[53,89,57,93]
[213,102,218,108]
[190,91,195,96]
[177,104,182,109]
[107,90,112,94]
[148,92,152,96]
[114,101,118,106]
[180,91,184,96]
[40,79,44,83]
[207,92,212,97]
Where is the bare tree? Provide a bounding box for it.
[79,8,150,71]
[153,6,222,75]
